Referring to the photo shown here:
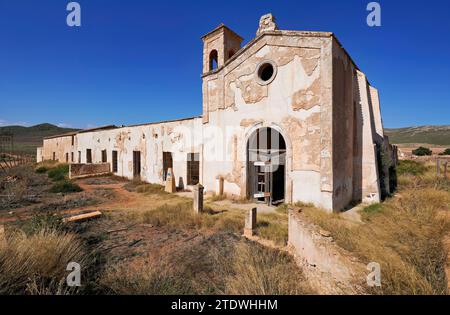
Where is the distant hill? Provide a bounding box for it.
[385,125,450,146]
[0,123,80,155]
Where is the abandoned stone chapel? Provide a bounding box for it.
[37,14,397,212]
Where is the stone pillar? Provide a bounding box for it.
[219,176,224,196]
[244,208,257,237]
[165,167,176,193]
[193,184,204,214]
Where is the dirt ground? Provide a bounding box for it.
[0,166,313,294]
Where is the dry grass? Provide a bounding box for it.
[141,201,244,233]
[299,161,450,295]
[0,228,88,295]
[135,183,167,195]
[220,242,312,295]
[209,193,227,202]
[99,235,313,295]
[100,260,195,295]
[256,212,288,246]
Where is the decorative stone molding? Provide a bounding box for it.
[257,13,278,36]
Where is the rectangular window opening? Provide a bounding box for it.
[187,153,200,185]
[86,149,92,164]
[112,150,118,173]
[163,152,173,181]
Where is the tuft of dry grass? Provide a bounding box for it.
[220,242,313,295]
[299,161,450,295]
[209,193,227,202]
[135,183,167,195]
[256,212,288,246]
[0,228,88,295]
[100,260,195,295]
[141,202,244,233]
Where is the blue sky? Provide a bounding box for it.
[0,0,449,128]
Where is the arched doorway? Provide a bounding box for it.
[247,127,286,205]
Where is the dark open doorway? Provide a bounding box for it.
[247,127,286,205]
[112,150,118,173]
[133,151,141,179]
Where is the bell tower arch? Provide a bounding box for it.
[201,23,243,74]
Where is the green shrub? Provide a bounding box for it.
[47,164,69,182]
[412,146,432,156]
[397,160,427,176]
[50,180,82,193]
[35,167,48,174]
[439,148,450,156]
[20,213,63,236]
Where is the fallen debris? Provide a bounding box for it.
[106,227,128,234]
[128,239,143,247]
[63,211,102,223]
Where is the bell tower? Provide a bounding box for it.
[202,23,243,74]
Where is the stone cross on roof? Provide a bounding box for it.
[257,13,278,36]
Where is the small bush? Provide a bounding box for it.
[275,203,289,215]
[221,243,312,295]
[47,164,69,182]
[135,183,166,195]
[20,213,63,236]
[141,202,244,233]
[412,146,432,156]
[50,180,82,193]
[397,160,428,176]
[35,167,48,174]
[209,194,226,202]
[439,148,450,156]
[100,261,195,295]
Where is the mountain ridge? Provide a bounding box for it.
[0,123,80,155]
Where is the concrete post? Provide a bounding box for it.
[219,176,224,196]
[444,162,448,178]
[193,184,204,214]
[244,208,257,237]
[165,167,176,193]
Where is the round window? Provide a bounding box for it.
[256,61,277,85]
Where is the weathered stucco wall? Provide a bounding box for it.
[75,118,203,189]
[69,163,110,179]
[332,39,357,210]
[42,135,74,162]
[202,31,334,209]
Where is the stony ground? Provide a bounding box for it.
[0,165,313,295]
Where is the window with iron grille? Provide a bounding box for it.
[187,153,199,185]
